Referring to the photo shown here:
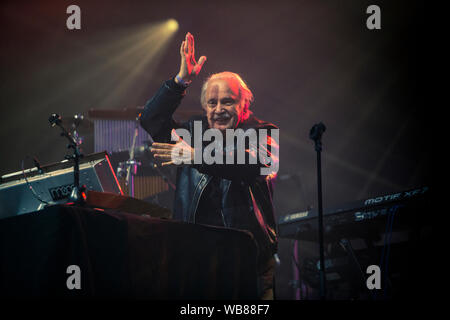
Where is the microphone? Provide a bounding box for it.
[309,122,326,152]
[309,122,326,142]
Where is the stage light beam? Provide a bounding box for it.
[166,19,179,32]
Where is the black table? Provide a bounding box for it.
[0,205,259,299]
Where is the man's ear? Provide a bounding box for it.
[238,101,248,121]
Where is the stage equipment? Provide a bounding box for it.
[86,190,172,219]
[88,107,197,202]
[309,122,327,300]
[0,151,122,219]
[278,186,431,300]
[0,204,258,299]
[89,107,151,155]
[60,113,93,147]
[122,116,142,197]
[278,186,429,240]
[48,113,86,204]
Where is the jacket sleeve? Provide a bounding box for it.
[139,78,188,143]
[192,124,279,182]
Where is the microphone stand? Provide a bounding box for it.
[125,117,141,197]
[309,122,327,300]
[49,113,85,205]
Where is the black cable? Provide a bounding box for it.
[290,239,302,299]
[383,205,399,299]
[21,156,50,206]
[372,205,398,300]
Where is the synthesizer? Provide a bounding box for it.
[278,186,430,241]
[0,151,122,219]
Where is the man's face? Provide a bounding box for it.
[203,79,243,131]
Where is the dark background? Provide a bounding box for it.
[0,0,431,299]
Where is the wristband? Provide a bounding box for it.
[175,75,191,88]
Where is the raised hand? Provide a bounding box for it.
[176,32,207,85]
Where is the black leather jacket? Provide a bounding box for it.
[139,78,278,264]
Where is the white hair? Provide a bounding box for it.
[200,71,254,120]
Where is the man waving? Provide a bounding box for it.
[140,32,279,300]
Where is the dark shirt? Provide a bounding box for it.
[195,176,224,227]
